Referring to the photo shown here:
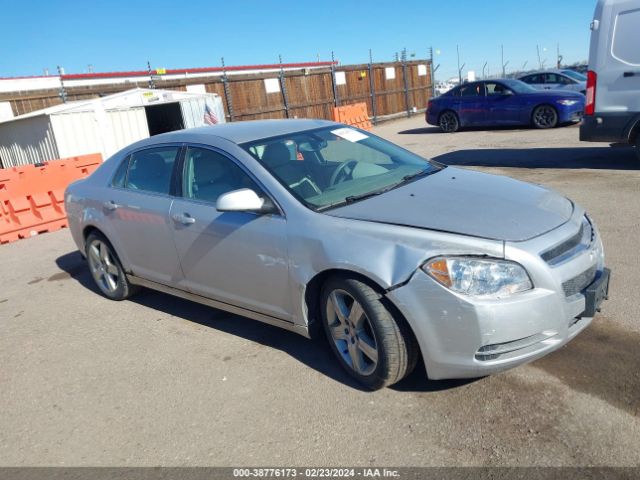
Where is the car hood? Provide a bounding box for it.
[326,167,574,242]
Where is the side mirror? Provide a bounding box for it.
[503,89,515,96]
[216,188,278,214]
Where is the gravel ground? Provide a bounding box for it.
[0,117,638,467]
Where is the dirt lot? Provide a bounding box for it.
[1,118,639,467]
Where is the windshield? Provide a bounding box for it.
[561,70,587,81]
[241,126,441,211]
[500,79,539,94]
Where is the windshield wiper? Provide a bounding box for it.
[317,167,441,212]
[344,188,390,204]
[398,167,434,185]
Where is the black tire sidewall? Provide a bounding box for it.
[439,111,459,133]
[85,232,132,301]
[533,105,558,129]
[320,277,398,390]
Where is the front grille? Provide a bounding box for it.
[562,265,597,297]
[541,224,584,263]
[541,217,594,265]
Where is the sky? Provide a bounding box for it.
[0,0,596,81]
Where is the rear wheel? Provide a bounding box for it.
[321,275,418,390]
[85,232,138,300]
[439,110,460,133]
[532,105,558,129]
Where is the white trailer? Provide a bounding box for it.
[0,88,225,168]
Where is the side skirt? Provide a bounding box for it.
[126,275,311,338]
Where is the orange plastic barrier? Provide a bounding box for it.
[333,102,373,131]
[0,154,102,244]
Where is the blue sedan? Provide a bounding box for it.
[426,79,585,132]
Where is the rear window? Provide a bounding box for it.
[612,8,640,66]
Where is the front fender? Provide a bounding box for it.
[286,214,504,326]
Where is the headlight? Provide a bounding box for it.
[557,99,579,106]
[421,257,532,297]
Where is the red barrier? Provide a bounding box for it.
[0,154,102,244]
[333,103,373,131]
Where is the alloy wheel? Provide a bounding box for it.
[439,112,458,132]
[533,106,557,128]
[87,239,120,294]
[325,289,379,376]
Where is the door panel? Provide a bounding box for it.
[485,83,521,124]
[171,146,291,320]
[107,191,181,285]
[170,202,291,320]
[457,83,485,125]
[105,146,183,285]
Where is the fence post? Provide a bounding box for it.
[429,47,435,98]
[278,55,290,118]
[401,49,411,117]
[146,61,155,90]
[330,51,340,107]
[57,66,67,103]
[368,49,377,125]
[221,57,234,122]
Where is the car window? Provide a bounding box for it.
[485,83,509,96]
[459,84,483,97]
[111,155,130,188]
[522,74,541,84]
[125,147,179,195]
[182,147,260,204]
[562,70,587,81]
[612,8,640,66]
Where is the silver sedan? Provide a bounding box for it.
[65,119,610,389]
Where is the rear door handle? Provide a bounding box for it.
[103,200,119,211]
[623,71,638,77]
[172,213,196,225]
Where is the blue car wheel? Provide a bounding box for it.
[532,105,558,129]
[439,111,459,133]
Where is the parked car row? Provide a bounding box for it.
[426,79,585,132]
[518,69,587,95]
[427,0,640,161]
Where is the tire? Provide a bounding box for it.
[532,104,558,129]
[635,136,640,162]
[85,231,139,301]
[439,110,460,133]
[320,275,419,390]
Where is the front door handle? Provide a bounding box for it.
[172,213,196,225]
[103,200,119,211]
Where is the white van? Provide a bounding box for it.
[580,0,640,159]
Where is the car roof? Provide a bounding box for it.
[144,118,340,145]
[519,69,566,76]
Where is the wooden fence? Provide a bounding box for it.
[1,59,433,123]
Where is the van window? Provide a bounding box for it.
[612,8,640,66]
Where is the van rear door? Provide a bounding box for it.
[581,0,640,143]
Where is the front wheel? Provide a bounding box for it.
[321,276,418,390]
[439,111,460,133]
[532,105,558,129]
[85,232,139,300]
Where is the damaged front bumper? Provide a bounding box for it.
[385,210,609,380]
